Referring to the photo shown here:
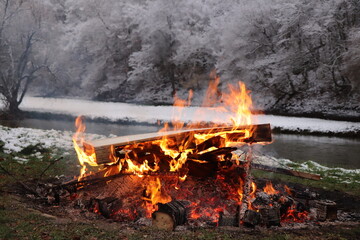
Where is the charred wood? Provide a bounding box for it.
[218,211,238,227]
[152,200,191,230]
[259,206,281,227]
[243,209,261,227]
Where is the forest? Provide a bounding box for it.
[0,0,359,119]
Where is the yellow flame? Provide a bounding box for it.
[72,116,97,180]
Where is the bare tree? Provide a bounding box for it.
[0,0,52,115]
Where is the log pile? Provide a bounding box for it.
[83,124,272,165]
[17,122,338,230]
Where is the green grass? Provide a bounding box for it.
[252,169,360,196]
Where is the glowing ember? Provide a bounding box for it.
[282,204,310,223]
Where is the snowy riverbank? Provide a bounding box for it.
[14,96,360,136]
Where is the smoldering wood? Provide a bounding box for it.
[315,200,337,221]
[59,171,180,190]
[259,206,281,227]
[152,200,191,230]
[218,211,238,227]
[152,211,175,230]
[238,150,254,226]
[242,209,261,227]
[187,160,218,178]
[84,124,272,164]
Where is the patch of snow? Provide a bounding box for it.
[0,125,105,154]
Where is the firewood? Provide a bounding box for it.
[315,200,337,221]
[59,171,180,189]
[152,211,175,230]
[152,200,191,230]
[218,211,238,227]
[195,135,225,152]
[259,206,281,227]
[187,160,218,178]
[84,124,272,164]
[242,209,261,227]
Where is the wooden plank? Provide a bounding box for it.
[83,124,272,164]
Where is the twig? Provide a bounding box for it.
[0,163,40,197]
[39,157,63,179]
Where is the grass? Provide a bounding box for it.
[252,169,360,197]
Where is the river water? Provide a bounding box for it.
[1,118,359,169]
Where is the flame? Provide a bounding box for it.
[72,116,97,180]
[222,82,253,128]
[201,72,221,107]
[284,185,292,195]
[263,181,279,195]
[282,204,309,223]
[153,76,255,174]
[72,73,261,220]
[143,177,171,217]
[247,181,258,210]
[237,177,244,203]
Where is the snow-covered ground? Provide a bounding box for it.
[17,96,360,135]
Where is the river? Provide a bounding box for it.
[1,118,359,169]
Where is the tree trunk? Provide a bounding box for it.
[7,98,21,115]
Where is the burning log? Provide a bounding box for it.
[152,200,191,230]
[84,124,272,164]
[60,171,180,189]
[315,200,337,221]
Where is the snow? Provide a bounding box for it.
[0,125,104,154]
[18,96,360,135]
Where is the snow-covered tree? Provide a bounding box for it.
[0,0,56,115]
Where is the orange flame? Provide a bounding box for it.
[282,204,309,223]
[263,181,279,195]
[222,82,253,128]
[72,116,97,180]
[143,177,171,217]
[237,177,244,203]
